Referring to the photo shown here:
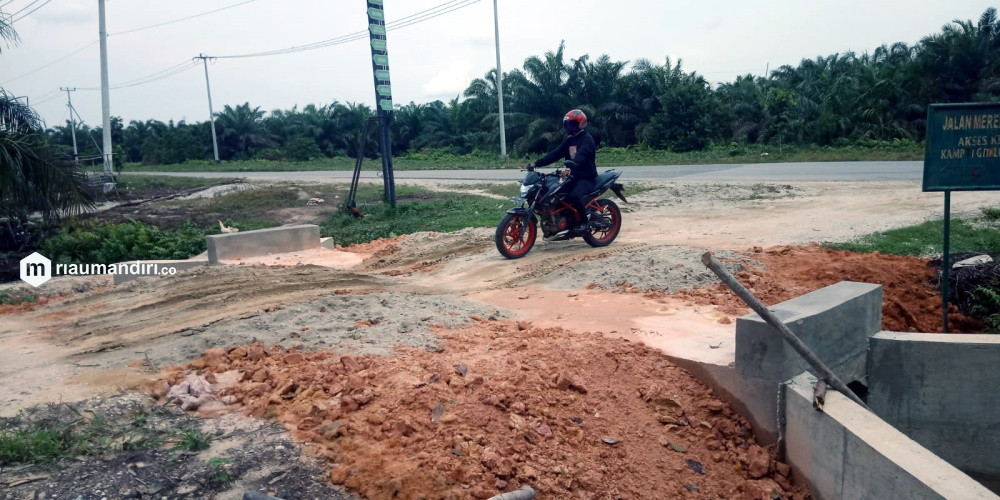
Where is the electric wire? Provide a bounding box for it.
[8,0,39,17]
[12,0,50,22]
[210,0,481,59]
[4,42,98,83]
[4,0,259,83]
[76,60,198,90]
[111,0,256,36]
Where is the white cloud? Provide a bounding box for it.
[422,60,475,97]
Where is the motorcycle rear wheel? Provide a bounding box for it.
[583,199,621,247]
[495,213,537,259]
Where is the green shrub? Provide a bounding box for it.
[41,220,206,266]
[284,137,324,161]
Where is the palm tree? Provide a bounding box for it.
[215,103,274,159]
[1,17,92,239]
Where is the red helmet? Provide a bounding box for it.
[563,109,587,129]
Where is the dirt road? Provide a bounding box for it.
[2,179,998,416]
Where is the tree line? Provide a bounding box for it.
[39,7,1000,166]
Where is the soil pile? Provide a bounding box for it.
[163,320,808,500]
[677,245,981,333]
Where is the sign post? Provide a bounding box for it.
[366,0,396,208]
[922,102,1000,332]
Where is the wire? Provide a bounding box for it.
[4,42,98,83]
[3,0,258,83]
[77,60,198,90]
[11,0,49,22]
[110,0,256,36]
[8,0,39,17]
[210,0,481,59]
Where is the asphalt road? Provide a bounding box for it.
[135,160,923,183]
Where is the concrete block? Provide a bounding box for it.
[112,259,209,284]
[784,372,997,500]
[321,237,335,249]
[868,332,1000,490]
[736,281,882,383]
[206,224,320,264]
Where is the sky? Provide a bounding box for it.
[0,0,996,130]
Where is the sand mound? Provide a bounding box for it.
[163,320,807,500]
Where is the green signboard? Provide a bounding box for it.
[366,1,392,114]
[923,102,1000,192]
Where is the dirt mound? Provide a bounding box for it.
[540,246,747,292]
[164,321,808,500]
[677,245,982,333]
[358,228,494,275]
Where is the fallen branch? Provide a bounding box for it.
[115,178,248,208]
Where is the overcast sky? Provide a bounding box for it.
[0,0,996,129]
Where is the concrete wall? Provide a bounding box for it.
[732,281,882,437]
[868,332,1000,490]
[206,224,321,264]
[783,373,997,500]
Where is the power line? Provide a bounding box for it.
[3,0,260,83]
[110,0,257,36]
[11,0,49,22]
[210,0,481,59]
[8,0,39,17]
[4,42,98,83]
[77,60,198,90]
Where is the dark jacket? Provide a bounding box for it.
[534,130,597,180]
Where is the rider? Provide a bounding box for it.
[528,109,598,233]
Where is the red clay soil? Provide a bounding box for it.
[162,320,808,500]
[676,245,982,333]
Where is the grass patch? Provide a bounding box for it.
[322,185,507,245]
[176,429,213,452]
[0,291,36,305]
[0,426,82,464]
[116,174,228,193]
[824,219,1000,257]
[112,142,924,173]
[170,185,305,214]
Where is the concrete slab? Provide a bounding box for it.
[868,331,1000,491]
[784,372,997,500]
[206,224,321,264]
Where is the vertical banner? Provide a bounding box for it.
[367,0,396,207]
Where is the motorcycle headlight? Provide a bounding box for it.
[519,184,531,197]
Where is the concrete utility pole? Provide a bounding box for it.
[98,0,113,176]
[195,54,221,162]
[492,0,507,158]
[60,87,79,163]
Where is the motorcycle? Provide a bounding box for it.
[495,161,627,259]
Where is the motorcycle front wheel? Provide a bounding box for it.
[495,213,537,259]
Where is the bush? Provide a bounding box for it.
[284,137,324,161]
[41,220,206,265]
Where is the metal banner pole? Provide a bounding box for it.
[942,190,951,333]
[366,0,396,208]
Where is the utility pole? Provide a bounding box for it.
[493,0,506,158]
[60,87,79,163]
[194,54,221,162]
[98,0,113,178]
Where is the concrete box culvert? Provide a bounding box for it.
[665,281,1000,497]
[868,332,1000,492]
